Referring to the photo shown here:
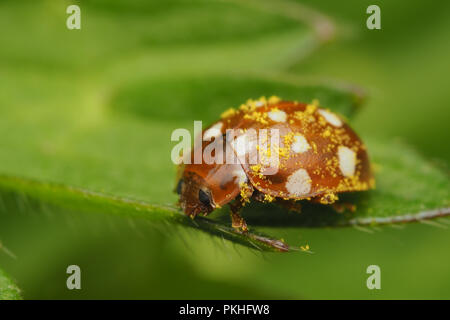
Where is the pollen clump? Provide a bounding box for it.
[239,103,254,113]
[240,97,268,113]
[243,111,269,125]
[305,103,317,114]
[322,129,332,138]
[268,95,281,104]
[239,182,252,204]
[255,96,267,107]
[263,194,275,203]
[293,109,315,124]
[336,171,372,193]
[221,107,238,119]
[283,131,295,146]
[319,192,339,205]
[250,164,265,179]
[300,244,310,252]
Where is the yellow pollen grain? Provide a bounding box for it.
[240,98,260,113]
[221,107,237,119]
[278,146,290,159]
[264,194,275,202]
[319,192,339,205]
[243,111,269,125]
[322,129,331,138]
[283,132,295,145]
[311,141,318,153]
[268,95,281,104]
[293,110,315,124]
[293,111,305,120]
[300,244,310,252]
[250,164,265,178]
[318,117,327,126]
[326,144,334,152]
[239,182,252,203]
[257,96,267,106]
[336,174,371,193]
[305,104,317,114]
[270,107,281,114]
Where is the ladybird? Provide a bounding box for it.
[176,97,374,234]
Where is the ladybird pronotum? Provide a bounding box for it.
[176,97,375,232]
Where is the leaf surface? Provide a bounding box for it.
[0,268,22,300]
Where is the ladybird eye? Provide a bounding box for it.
[198,189,211,206]
[176,179,183,194]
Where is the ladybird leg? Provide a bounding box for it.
[231,211,248,232]
[331,202,356,213]
[311,193,339,205]
[251,189,266,202]
[276,199,302,213]
[229,199,248,233]
[310,194,355,213]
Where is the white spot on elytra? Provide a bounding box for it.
[291,134,311,153]
[232,166,248,184]
[286,168,311,197]
[268,110,287,122]
[318,109,342,127]
[203,122,223,140]
[230,133,256,157]
[338,146,356,177]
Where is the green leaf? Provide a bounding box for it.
[0,71,365,252]
[0,0,448,253]
[0,175,290,252]
[0,72,363,206]
[111,73,365,123]
[0,268,22,300]
[0,0,320,71]
[0,136,448,252]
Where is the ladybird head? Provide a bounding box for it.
[176,172,215,217]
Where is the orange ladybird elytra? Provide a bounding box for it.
[176,97,375,235]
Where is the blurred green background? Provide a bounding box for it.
[0,0,449,299]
